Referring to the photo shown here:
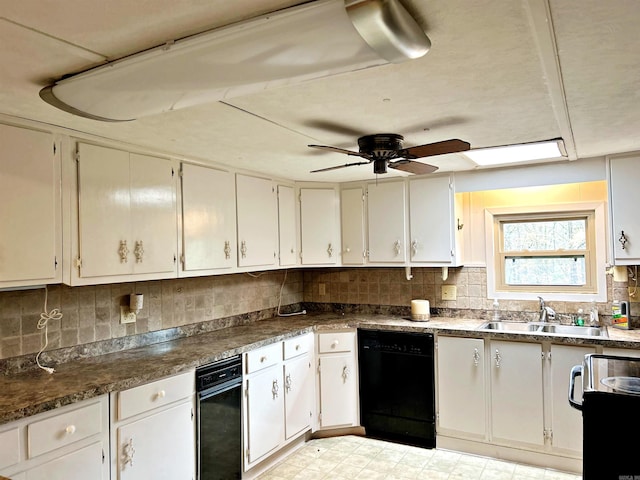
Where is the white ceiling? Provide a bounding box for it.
[1,0,639,182]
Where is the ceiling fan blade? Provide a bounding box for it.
[310,161,371,173]
[403,139,471,159]
[303,120,367,137]
[308,144,369,158]
[389,160,438,175]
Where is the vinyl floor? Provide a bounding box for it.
[257,435,582,480]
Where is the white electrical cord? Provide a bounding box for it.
[277,270,306,317]
[35,285,62,374]
[628,266,638,297]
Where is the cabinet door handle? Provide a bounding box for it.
[619,230,629,250]
[342,365,349,383]
[394,240,402,256]
[494,349,502,368]
[327,243,333,258]
[118,240,129,263]
[285,373,292,393]
[134,240,144,263]
[473,348,480,367]
[240,240,247,258]
[224,241,231,260]
[272,379,279,399]
[411,240,418,257]
[123,438,135,467]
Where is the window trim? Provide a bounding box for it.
[485,202,607,302]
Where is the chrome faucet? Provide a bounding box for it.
[538,296,556,322]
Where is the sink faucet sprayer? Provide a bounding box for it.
[538,296,556,323]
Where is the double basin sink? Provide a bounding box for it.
[478,321,607,338]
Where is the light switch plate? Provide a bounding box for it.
[120,306,137,324]
[442,285,457,301]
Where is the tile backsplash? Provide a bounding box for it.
[0,265,634,362]
[0,270,302,360]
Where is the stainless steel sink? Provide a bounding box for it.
[478,321,608,338]
[539,324,607,337]
[479,321,540,332]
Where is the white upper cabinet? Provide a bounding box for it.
[409,174,461,265]
[236,174,278,268]
[299,188,339,265]
[367,181,406,263]
[0,124,61,288]
[340,187,366,265]
[277,185,297,266]
[73,143,178,284]
[609,154,640,264]
[180,163,236,274]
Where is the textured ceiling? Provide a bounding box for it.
[0,0,638,182]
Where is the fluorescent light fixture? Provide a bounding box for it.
[40,0,430,122]
[464,139,567,166]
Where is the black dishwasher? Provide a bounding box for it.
[358,330,435,448]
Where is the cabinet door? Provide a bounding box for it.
[341,187,366,265]
[367,181,406,263]
[0,125,60,286]
[609,155,640,264]
[181,164,236,272]
[284,354,313,439]
[277,185,297,266]
[116,401,195,480]
[25,442,105,480]
[490,340,544,447]
[550,344,596,454]
[77,143,132,277]
[300,188,338,265]
[129,154,177,275]
[437,336,486,438]
[244,367,285,466]
[318,354,358,428]
[236,175,277,267]
[409,175,455,264]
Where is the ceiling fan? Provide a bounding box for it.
[308,134,471,175]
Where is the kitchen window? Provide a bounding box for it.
[485,202,607,301]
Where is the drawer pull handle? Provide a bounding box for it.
[272,379,279,399]
[260,356,267,363]
[331,340,339,348]
[342,366,350,383]
[156,390,166,400]
[65,425,76,435]
[295,344,301,350]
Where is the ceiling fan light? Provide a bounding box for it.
[464,139,567,166]
[40,0,429,122]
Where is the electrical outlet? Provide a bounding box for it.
[629,287,639,302]
[120,306,137,324]
[441,285,457,301]
[319,283,326,296]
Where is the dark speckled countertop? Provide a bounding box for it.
[2,313,640,426]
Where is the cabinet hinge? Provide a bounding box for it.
[54,256,58,270]
[180,254,185,267]
[318,412,322,422]
[74,257,82,269]
[317,359,321,373]
[298,193,302,202]
[74,150,80,162]
[246,448,250,459]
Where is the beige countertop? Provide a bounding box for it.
[1,313,639,425]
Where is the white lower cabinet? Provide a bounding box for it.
[548,344,595,455]
[110,370,195,480]
[490,340,544,447]
[316,331,359,429]
[436,336,486,438]
[0,396,109,480]
[243,333,314,471]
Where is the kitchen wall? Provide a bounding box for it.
[303,265,634,324]
[0,270,303,361]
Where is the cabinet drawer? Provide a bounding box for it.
[118,370,194,421]
[284,333,313,360]
[245,342,282,374]
[0,427,20,469]
[27,401,103,458]
[318,332,354,353]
